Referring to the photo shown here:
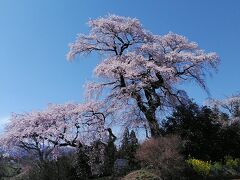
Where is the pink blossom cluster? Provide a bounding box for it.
[68,15,219,131]
[0,102,107,159]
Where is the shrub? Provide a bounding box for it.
[187,157,240,178]
[0,163,21,177]
[211,162,223,175]
[123,169,161,180]
[136,135,184,179]
[225,156,240,170]
[21,155,78,180]
[186,158,211,176]
[0,158,21,178]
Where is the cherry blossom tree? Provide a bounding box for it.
[208,94,240,124]
[0,102,107,161]
[68,15,219,137]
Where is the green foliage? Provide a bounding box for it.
[0,154,22,179]
[163,102,222,161]
[21,154,82,180]
[118,128,139,170]
[74,147,91,179]
[22,151,87,180]
[102,128,117,176]
[0,160,21,178]
[186,158,211,176]
[186,156,240,178]
[225,156,240,169]
[119,128,130,159]
[220,124,240,159]
[211,162,223,175]
[102,140,117,176]
[163,102,240,161]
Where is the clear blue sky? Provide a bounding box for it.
[0,0,240,125]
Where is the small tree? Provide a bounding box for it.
[128,130,139,169]
[118,128,139,169]
[119,128,130,159]
[102,128,117,176]
[68,14,219,137]
[129,130,138,152]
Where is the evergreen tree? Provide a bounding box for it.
[118,128,139,169]
[103,128,117,176]
[129,130,138,147]
[163,102,225,161]
[119,128,130,159]
[74,147,91,179]
[129,130,139,169]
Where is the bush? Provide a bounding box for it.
[21,155,78,180]
[136,135,184,179]
[186,157,240,179]
[123,169,161,180]
[186,158,211,176]
[0,158,21,178]
[225,156,240,170]
[211,162,223,175]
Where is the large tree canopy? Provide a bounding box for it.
[68,15,219,137]
[0,102,106,161]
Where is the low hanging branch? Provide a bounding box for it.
[0,102,107,161]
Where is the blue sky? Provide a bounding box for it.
[0,0,240,126]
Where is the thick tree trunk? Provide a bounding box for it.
[132,90,162,137]
[145,112,162,137]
